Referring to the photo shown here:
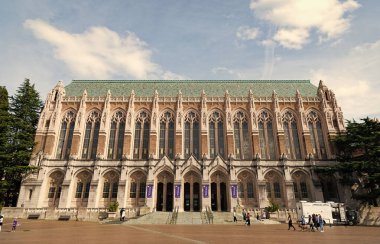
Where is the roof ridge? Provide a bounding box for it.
[71,80,311,84]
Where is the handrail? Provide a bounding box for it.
[205,206,213,224]
[169,206,179,224]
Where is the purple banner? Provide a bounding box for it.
[231,185,237,198]
[175,185,181,198]
[203,185,209,198]
[146,184,153,198]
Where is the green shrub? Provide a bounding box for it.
[108,201,119,212]
[265,201,279,212]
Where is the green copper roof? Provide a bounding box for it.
[65,80,318,97]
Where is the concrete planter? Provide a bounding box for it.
[107,212,117,219]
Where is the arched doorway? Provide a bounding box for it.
[183,171,202,212]
[210,171,229,212]
[156,170,174,211]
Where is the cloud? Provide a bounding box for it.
[23,19,184,79]
[236,26,260,41]
[212,67,242,78]
[250,0,360,49]
[310,39,380,120]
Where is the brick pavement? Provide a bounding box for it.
[1,219,379,244]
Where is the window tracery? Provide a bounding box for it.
[233,111,250,160]
[258,111,276,159]
[159,111,175,159]
[282,111,301,160]
[209,111,225,159]
[108,111,126,160]
[56,111,76,159]
[102,171,119,199]
[307,111,327,159]
[82,111,101,160]
[184,111,200,159]
[133,111,150,160]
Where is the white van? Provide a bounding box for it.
[296,201,333,225]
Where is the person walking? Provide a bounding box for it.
[233,211,237,223]
[12,218,18,232]
[287,213,296,231]
[308,214,315,232]
[242,209,246,222]
[246,212,251,226]
[0,214,4,232]
[319,215,324,232]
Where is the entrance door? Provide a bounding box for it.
[211,182,217,211]
[220,182,227,211]
[166,182,173,211]
[156,182,164,211]
[184,182,190,211]
[193,182,200,211]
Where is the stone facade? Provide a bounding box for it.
[17,80,350,217]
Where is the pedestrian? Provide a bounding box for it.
[12,218,18,232]
[308,214,315,232]
[0,214,3,232]
[300,215,306,231]
[242,209,246,222]
[287,213,296,231]
[246,212,251,226]
[319,215,324,232]
[121,208,126,222]
[233,211,237,223]
[256,213,260,221]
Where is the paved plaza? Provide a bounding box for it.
[1,219,379,244]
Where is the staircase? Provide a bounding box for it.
[176,212,203,224]
[123,211,171,225]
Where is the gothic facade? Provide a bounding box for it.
[17,80,348,214]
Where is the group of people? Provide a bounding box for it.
[0,215,19,232]
[288,213,325,232]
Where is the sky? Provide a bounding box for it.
[0,0,379,121]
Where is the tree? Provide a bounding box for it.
[0,86,12,207]
[318,118,380,206]
[3,79,43,206]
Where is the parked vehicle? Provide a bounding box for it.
[296,201,359,226]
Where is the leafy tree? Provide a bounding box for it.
[3,79,43,206]
[318,118,380,206]
[0,86,12,207]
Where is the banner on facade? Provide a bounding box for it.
[202,185,209,198]
[231,184,237,198]
[146,184,153,198]
[175,185,181,198]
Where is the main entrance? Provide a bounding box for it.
[183,171,202,212]
[156,171,174,212]
[210,171,229,211]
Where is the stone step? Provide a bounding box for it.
[123,211,171,225]
[176,212,203,224]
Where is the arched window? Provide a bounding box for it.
[184,111,200,159]
[265,171,283,200]
[209,111,225,159]
[233,111,251,160]
[282,111,301,160]
[108,111,126,160]
[159,111,175,159]
[75,171,92,202]
[47,171,64,207]
[102,171,119,200]
[258,111,276,159]
[292,171,310,200]
[82,111,101,160]
[56,111,76,159]
[307,111,327,159]
[133,111,150,160]
[129,171,147,207]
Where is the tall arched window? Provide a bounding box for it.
[159,111,175,159]
[282,111,301,160]
[133,111,150,160]
[265,171,283,201]
[292,171,310,200]
[184,111,200,159]
[258,111,276,160]
[102,171,119,200]
[233,111,251,160]
[56,111,76,159]
[209,111,225,159]
[74,171,92,206]
[307,111,327,159]
[108,111,126,160]
[82,111,101,160]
